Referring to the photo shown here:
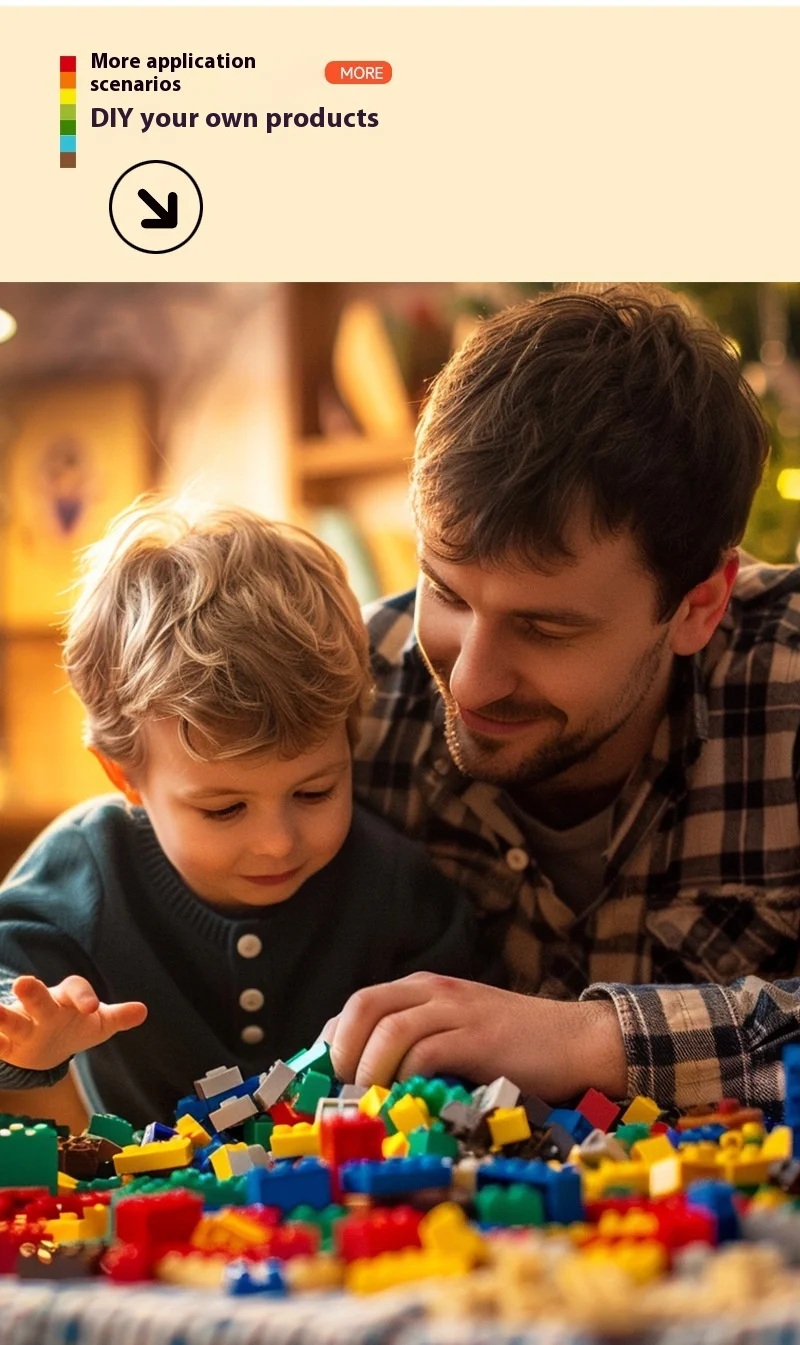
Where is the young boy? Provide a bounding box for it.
[0,497,483,1126]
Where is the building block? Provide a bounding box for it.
[115,1189,203,1246]
[245,1157,332,1212]
[292,1070,332,1115]
[621,1096,662,1126]
[210,1143,268,1180]
[358,1084,390,1118]
[113,1135,193,1176]
[194,1065,244,1100]
[285,1041,336,1079]
[174,1114,211,1151]
[225,1256,287,1295]
[341,1156,452,1197]
[631,1134,677,1165]
[270,1123,321,1159]
[576,1088,621,1134]
[408,1121,459,1159]
[0,1124,59,1195]
[545,1109,593,1144]
[345,1246,464,1294]
[336,1205,423,1261]
[207,1093,258,1133]
[253,1061,297,1111]
[86,1114,135,1148]
[473,1077,521,1114]
[388,1094,430,1135]
[383,1132,409,1159]
[686,1179,739,1243]
[476,1181,546,1227]
[418,1200,485,1265]
[320,1112,386,1166]
[487,1107,532,1148]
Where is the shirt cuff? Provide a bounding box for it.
[0,1057,71,1091]
[580,980,780,1112]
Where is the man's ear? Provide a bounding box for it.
[88,748,143,806]
[670,551,739,657]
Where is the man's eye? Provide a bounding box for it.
[201,803,244,820]
[426,580,465,607]
[520,624,571,643]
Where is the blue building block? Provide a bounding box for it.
[673,1125,726,1145]
[544,1166,583,1224]
[545,1109,593,1144]
[475,1157,583,1224]
[687,1179,740,1243]
[245,1158,332,1212]
[340,1156,452,1197]
[174,1094,213,1124]
[476,1157,552,1190]
[225,1257,287,1296]
[192,1134,226,1173]
[142,1122,178,1146]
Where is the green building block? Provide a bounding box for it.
[0,1113,69,1138]
[408,1121,459,1159]
[76,1175,123,1193]
[475,1182,545,1227]
[243,1115,274,1148]
[615,1123,651,1151]
[287,1201,347,1252]
[286,1041,335,1079]
[292,1069,332,1115]
[87,1113,135,1148]
[111,1167,247,1211]
[0,1122,59,1195]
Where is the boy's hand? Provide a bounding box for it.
[0,975,148,1072]
[326,972,627,1103]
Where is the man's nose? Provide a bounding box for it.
[448,619,519,711]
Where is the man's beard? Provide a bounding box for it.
[426,629,670,790]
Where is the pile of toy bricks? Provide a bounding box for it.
[2,1041,800,1327]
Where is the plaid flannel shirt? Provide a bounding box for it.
[352,555,800,1115]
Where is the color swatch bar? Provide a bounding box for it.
[60,56,76,167]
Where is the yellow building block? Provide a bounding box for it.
[358,1085,390,1118]
[346,1248,466,1294]
[113,1135,193,1175]
[487,1106,531,1148]
[56,1172,78,1194]
[581,1159,650,1201]
[209,1209,270,1249]
[582,1237,667,1285]
[620,1096,661,1126]
[382,1132,409,1158]
[45,1203,109,1243]
[191,1211,269,1253]
[649,1154,684,1198]
[717,1150,772,1187]
[680,1141,723,1183]
[270,1122,320,1158]
[175,1114,212,1151]
[419,1201,485,1267]
[388,1094,430,1136]
[631,1134,675,1166]
[156,1249,227,1287]
[286,1253,346,1292]
[210,1143,249,1180]
[760,1126,792,1162]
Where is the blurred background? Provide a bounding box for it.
[1,280,799,878]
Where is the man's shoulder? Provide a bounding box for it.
[726,554,800,650]
[363,589,419,672]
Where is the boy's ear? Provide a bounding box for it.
[88,748,143,806]
[670,551,740,657]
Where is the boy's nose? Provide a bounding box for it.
[251,821,295,860]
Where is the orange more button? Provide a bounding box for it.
[325,61,392,85]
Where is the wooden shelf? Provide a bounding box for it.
[296,436,414,480]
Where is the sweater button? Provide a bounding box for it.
[236,934,262,959]
[505,846,529,872]
[241,1025,264,1045]
[239,988,265,1012]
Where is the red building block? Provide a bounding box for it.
[115,1190,203,1248]
[336,1205,423,1262]
[575,1088,621,1134]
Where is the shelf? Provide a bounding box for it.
[295,436,414,480]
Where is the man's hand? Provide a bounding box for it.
[325,973,628,1102]
[0,975,148,1072]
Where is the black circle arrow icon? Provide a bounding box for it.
[139,188,178,229]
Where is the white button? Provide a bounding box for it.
[239,988,264,1012]
[241,1025,264,1045]
[505,847,529,872]
[236,934,262,959]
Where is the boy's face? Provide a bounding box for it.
[127,719,353,911]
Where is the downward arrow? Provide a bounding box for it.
[138,188,178,229]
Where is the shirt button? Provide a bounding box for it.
[239,988,265,1012]
[505,847,529,872]
[241,1025,264,1045]
[236,934,262,959]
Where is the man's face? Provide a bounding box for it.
[415,525,677,794]
[129,719,353,911]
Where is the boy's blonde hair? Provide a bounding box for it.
[63,495,373,769]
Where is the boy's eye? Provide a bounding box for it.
[201,802,245,820]
[295,787,335,803]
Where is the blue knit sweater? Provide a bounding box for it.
[0,797,482,1125]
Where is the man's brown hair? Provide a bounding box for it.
[412,284,770,618]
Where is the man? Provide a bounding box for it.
[330,283,800,1116]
